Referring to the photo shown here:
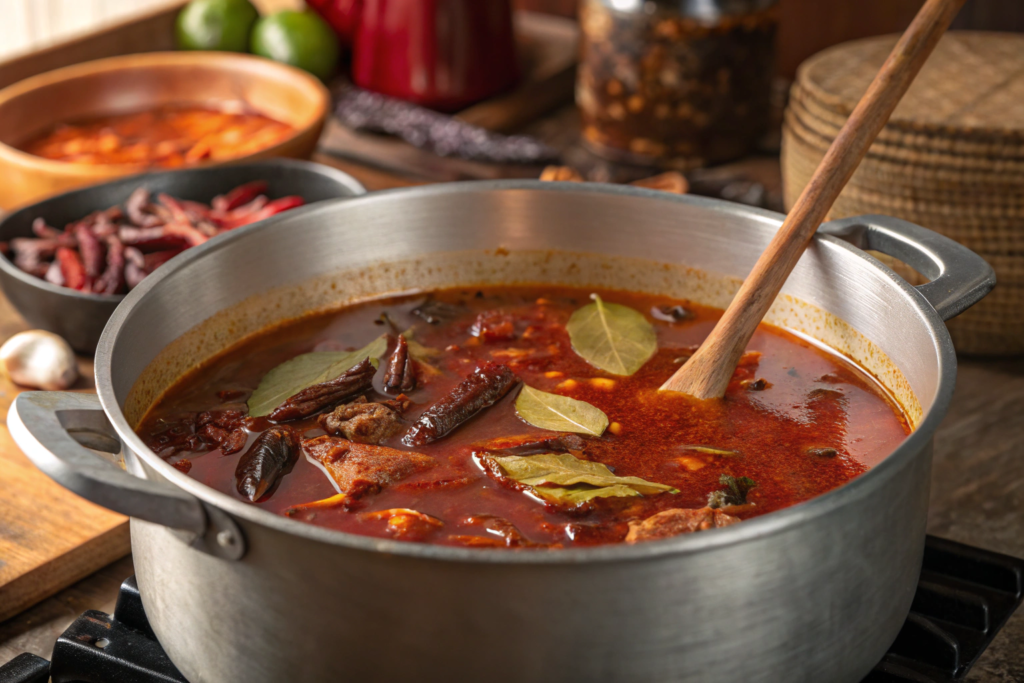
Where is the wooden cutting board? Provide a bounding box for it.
[0,292,129,623]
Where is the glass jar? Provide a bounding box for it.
[577,0,779,170]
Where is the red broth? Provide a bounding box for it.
[137,286,910,548]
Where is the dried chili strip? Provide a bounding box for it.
[383,335,416,392]
[403,362,517,447]
[56,247,88,291]
[270,358,377,422]
[235,427,298,502]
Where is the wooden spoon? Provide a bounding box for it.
[660,0,966,399]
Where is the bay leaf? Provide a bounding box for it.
[515,384,608,437]
[401,327,441,359]
[248,335,387,417]
[533,483,641,504]
[487,452,676,505]
[566,294,657,376]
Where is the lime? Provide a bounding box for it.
[176,0,259,52]
[251,11,341,81]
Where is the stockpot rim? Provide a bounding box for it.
[95,179,957,565]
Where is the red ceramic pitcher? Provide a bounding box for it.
[306,0,364,45]
[348,0,520,111]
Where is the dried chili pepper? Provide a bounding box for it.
[163,221,209,247]
[11,238,58,277]
[235,427,298,502]
[126,188,164,228]
[92,235,125,295]
[403,362,517,446]
[56,247,89,291]
[220,196,304,230]
[143,249,183,272]
[74,225,105,278]
[270,358,377,422]
[213,180,268,212]
[383,335,416,392]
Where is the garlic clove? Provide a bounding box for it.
[0,330,79,390]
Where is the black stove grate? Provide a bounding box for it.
[1,535,1021,683]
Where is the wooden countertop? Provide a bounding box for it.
[0,152,1021,683]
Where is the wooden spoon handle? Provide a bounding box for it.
[660,0,966,399]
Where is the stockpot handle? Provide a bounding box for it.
[8,392,245,560]
[819,214,996,321]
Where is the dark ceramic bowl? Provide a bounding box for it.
[0,159,366,353]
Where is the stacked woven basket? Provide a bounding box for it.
[782,32,1024,355]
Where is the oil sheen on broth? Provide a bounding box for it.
[137,286,910,549]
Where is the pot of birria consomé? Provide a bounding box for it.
[9,181,994,683]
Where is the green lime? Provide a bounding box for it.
[250,11,341,81]
[176,0,259,52]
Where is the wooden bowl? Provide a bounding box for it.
[0,51,331,210]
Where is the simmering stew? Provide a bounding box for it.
[137,286,910,548]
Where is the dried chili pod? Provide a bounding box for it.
[403,362,517,447]
[213,180,269,212]
[383,335,416,393]
[270,358,377,422]
[56,247,89,291]
[31,218,67,240]
[11,238,57,276]
[74,225,106,278]
[92,235,125,295]
[235,427,298,502]
[163,222,209,247]
[119,226,175,250]
[220,196,304,230]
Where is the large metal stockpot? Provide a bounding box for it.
[10,182,994,683]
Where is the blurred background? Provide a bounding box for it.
[3,0,1022,73]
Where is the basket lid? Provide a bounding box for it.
[796,32,1024,141]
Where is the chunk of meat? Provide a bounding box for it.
[403,362,517,446]
[317,396,408,444]
[625,507,740,544]
[196,408,248,454]
[470,310,516,342]
[303,436,435,499]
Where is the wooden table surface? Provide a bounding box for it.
[0,147,1022,683]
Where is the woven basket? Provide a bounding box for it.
[782,32,1024,355]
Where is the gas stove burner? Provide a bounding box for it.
[1,536,1021,683]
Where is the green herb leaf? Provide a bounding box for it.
[566,294,657,376]
[487,452,676,505]
[515,384,609,437]
[533,483,642,504]
[402,328,441,359]
[707,474,757,509]
[248,336,387,417]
